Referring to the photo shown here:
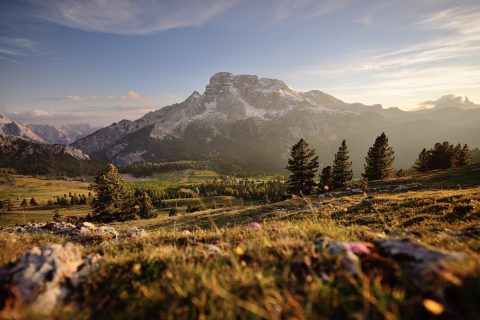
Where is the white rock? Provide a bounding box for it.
[0,243,101,313]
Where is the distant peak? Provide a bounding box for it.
[209,72,234,85]
[187,91,201,100]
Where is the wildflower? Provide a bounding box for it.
[235,246,245,255]
[248,222,261,229]
[131,263,142,274]
[423,299,444,315]
[348,242,371,255]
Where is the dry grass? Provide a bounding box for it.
[1,168,480,319]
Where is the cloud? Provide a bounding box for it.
[7,92,179,126]
[126,90,141,100]
[0,36,46,64]
[24,0,237,35]
[288,4,480,109]
[271,0,354,21]
[47,91,143,102]
[416,94,479,110]
[7,105,156,126]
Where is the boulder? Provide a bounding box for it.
[0,243,101,314]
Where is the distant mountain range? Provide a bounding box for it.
[70,72,479,174]
[0,114,99,144]
[0,135,104,177]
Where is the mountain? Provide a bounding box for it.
[0,135,105,177]
[0,114,46,143]
[0,114,98,145]
[27,123,99,144]
[72,72,480,174]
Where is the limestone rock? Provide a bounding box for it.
[0,243,101,314]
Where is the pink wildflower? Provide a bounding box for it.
[248,222,261,229]
[348,242,371,255]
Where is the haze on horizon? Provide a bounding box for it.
[0,0,479,126]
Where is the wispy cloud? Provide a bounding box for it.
[0,36,47,64]
[46,90,144,102]
[23,0,237,35]
[7,105,159,126]
[271,0,354,21]
[289,4,480,109]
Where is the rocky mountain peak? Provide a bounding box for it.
[0,114,46,143]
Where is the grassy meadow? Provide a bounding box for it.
[0,166,479,319]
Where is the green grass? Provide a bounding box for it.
[0,174,90,205]
[124,169,220,190]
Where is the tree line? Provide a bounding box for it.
[286,133,471,195]
[85,135,473,222]
[197,178,285,202]
[414,142,470,172]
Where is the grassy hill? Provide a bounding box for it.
[0,166,479,318]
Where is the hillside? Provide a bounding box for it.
[0,166,479,318]
[72,73,480,174]
[0,135,105,177]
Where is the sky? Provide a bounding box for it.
[0,0,479,126]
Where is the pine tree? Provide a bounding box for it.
[450,143,463,168]
[460,144,471,167]
[137,191,155,219]
[286,139,319,195]
[332,140,353,188]
[89,164,136,222]
[29,197,39,206]
[414,148,430,172]
[319,166,333,192]
[429,142,454,169]
[363,132,395,180]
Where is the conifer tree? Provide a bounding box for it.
[137,191,156,219]
[332,140,353,188]
[414,148,430,172]
[363,132,395,180]
[319,166,333,192]
[286,139,319,195]
[29,197,38,206]
[89,164,136,222]
[450,143,463,168]
[429,142,454,169]
[458,144,471,167]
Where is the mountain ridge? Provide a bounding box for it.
[69,72,480,173]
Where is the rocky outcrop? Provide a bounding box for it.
[6,222,147,243]
[0,243,101,315]
[0,114,45,143]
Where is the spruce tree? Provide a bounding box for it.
[332,140,353,188]
[89,164,136,222]
[414,148,430,172]
[450,143,463,168]
[286,139,319,195]
[429,142,454,169]
[319,166,333,192]
[363,132,395,180]
[460,144,471,167]
[137,191,156,219]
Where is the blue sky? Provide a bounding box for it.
[0,0,479,125]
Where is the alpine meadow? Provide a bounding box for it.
[1,1,480,319]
